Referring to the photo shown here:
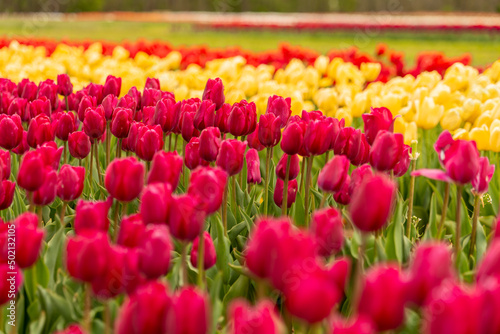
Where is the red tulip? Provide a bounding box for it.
[216,139,246,176]
[348,164,373,197]
[362,107,397,145]
[194,100,216,131]
[168,194,206,241]
[329,118,346,151]
[54,112,76,141]
[83,106,106,139]
[57,74,73,97]
[276,154,300,181]
[227,100,257,137]
[190,231,216,270]
[0,114,23,150]
[145,77,161,90]
[0,181,15,210]
[281,116,306,155]
[66,231,110,282]
[369,131,404,172]
[147,151,183,188]
[135,124,163,161]
[258,113,281,147]
[333,176,351,206]
[318,155,350,193]
[273,178,297,209]
[0,150,10,180]
[138,225,173,279]
[142,88,162,108]
[27,114,55,148]
[247,125,265,152]
[77,95,96,122]
[74,198,112,235]
[38,141,63,170]
[228,299,283,334]
[188,166,228,214]
[117,214,146,248]
[166,287,210,334]
[214,103,231,134]
[310,208,344,257]
[198,127,221,162]
[179,109,199,142]
[185,137,209,170]
[32,168,57,206]
[303,118,333,156]
[266,95,291,128]
[103,75,122,98]
[331,316,376,334]
[68,131,91,159]
[153,98,180,133]
[12,131,29,155]
[472,156,495,194]
[345,129,370,166]
[105,157,145,202]
[446,140,480,185]
[17,150,46,191]
[246,149,261,184]
[7,98,29,122]
[140,183,172,225]
[332,126,354,156]
[202,78,225,109]
[57,165,85,201]
[102,94,118,121]
[13,213,44,268]
[393,144,411,177]
[111,107,133,138]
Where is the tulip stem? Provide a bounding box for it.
[222,183,228,237]
[168,133,172,151]
[282,155,291,215]
[182,140,187,189]
[60,201,67,226]
[65,95,70,112]
[469,194,481,261]
[324,150,330,165]
[89,143,94,194]
[319,192,328,208]
[113,200,119,242]
[105,122,110,166]
[304,156,314,226]
[437,182,450,239]
[174,134,178,151]
[351,232,367,314]
[197,229,205,289]
[298,157,306,194]
[28,192,35,213]
[263,147,272,215]
[455,185,464,269]
[94,143,103,188]
[181,242,189,286]
[84,283,91,332]
[104,301,111,334]
[405,158,417,239]
[37,206,43,226]
[63,141,67,165]
[116,139,122,159]
[231,176,238,220]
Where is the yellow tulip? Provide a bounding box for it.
[469,125,490,151]
[414,97,444,130]
[440,108,462,131]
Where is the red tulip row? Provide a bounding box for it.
[0,73,497,334]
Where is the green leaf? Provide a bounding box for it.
[385,200,404,264]
[476,221,487,263]
[44,227,65,287]
[214,216,231,284]
[423,193,438,240]
[293,191,306,227]
[228,221,247,246]
[222,275,249,313]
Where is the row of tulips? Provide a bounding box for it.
[0,73,498,334]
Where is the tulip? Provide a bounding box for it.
[214,103,231,134]
[310,208,344,257]
[83,106,106,140]
[477,278,500,334]
[348,164,373,197]
[434,130,455,166]
[216,139,246,176]
[54,325,85,334]
[202,78,225,109]
[349,173,396,232]
[185,137,209,170]
[179,110,199,143]
[246,149,261,184]
[57,165,85,202]
[194,100,216,131]
[0,114,23,150]
[406,242,453,306]
[362,107,397,145]
[32,168,57,206]
[13,212,44,268]
[472,156,495,194]
[57,74,73,97]
[140,183,172,225]
[147,151,183,188]
[142,88,162,108]
[0,264,23,306]
[165,287,210,334]
[102,94,118,121]
[103,75,122,98]
[333,176,351,206]
[145,77,160,90]
[258,113,281,148]
[135,125,163,162]
[115,281,172,334]
[247,125,265,151]
[17,150,46,192]
[154,98,180,133]
[38,142,63,170]
[168,194,206,241]
[18,79,37,101]
[188,166,227,214]
[122,121,144,153]
[12,131,29,156]
[0,150,10,180]
[198,127,221,162]
[117,214,145,249]
[329,118,346,151]
[393,144,411,177]
[446,140,480,185]
[276,154,300,181]
[27,114,55,148]
[273,178,297,209]
[358,265,407,331]
[77,95,96,122]
[227,100,257,137]
[117,94,138,114]
[0,181,15,210]
[68,131,91,159]
[105,157,145,202]
[86,83,104,105]
[228,299,283,334]
[66,231,110,282]
[74,198,112,235]
[111,107,133,139]
[138,225,173,279]
[303,118,333,156]
[37,79,58,109]
[266,95,291,128]
[345,129,370,166]
[331,316,376,334]
[54,112,76,141]
[190,231,216,270]
[333,126,355,156]
[369,131,404,172]
[7,98,29,122]
[318,155,350,193]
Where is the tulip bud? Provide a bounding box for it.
[258,113,281,148]
[345,129,370,166]
[122,121,144,152]
[27,114,55,148]
[185,137,209,170]
[37,79,58,110]
[214,103,231,134]
[57,165,85,202]
[32,168,57,206]
[154,98,179,133]
[140,183,172,225]
[246,149,261,184]
[198,127,221,162]
[86,83,104,105]
[333,176,351,206]
[318,155,349,193]
[17,150,46,191]
[103,75,122,98]
[145,77,160,90]
[68,131,91,159]
[169,195,206,241]
[194,100,216,131]
[445,140,480,185]
[83,106,106,140]
[393,144,411,177]
[7,98,29,122]
[362,107,397,145]
[190,231,216,270]
[303,118,333,156]
[228,299,284,334]
[165,287,210,334]
[77,95,96,122]
[266,95,291,128]
[117,214,146,248]
[12,131,29,156]
[188,166,228,214]
[14,212,44,268]
[105,157,145,202]
[102,94,118,121]
[349,173,396,232]
[74,198,112,235]
[142,88,162,108]
[0,264,23,306]
[228,101,257,137]
[348,164,373,197]
[472,156,495,194]
[54,112,76,141]
[0,114,23,150]
[18,79,37,101]
[216,139,247,176]
[138,225,173,279]
[135,125,163,162]
[281,116,306,155]
[247,125,265,152]
[38,142,63,170]
[111,107,133,139]
[117,93,138,113]
[144,152,182,189]
[202,78,225,109]
[57,74,73,97]
[0,181,15,210]
[273,178,297,209]
[276,154,299,181]
[310,208,344,257]
[66,231,110,282]
[0,150,10,180]
[369,131,404,172]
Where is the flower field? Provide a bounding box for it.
[0,35,500,334]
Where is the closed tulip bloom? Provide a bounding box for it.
[117,94,138,114]
[14,212,45,268]
[0,264,23,306]
[190,231,216,270]
[476,240,500,284]
[349,173,396,232]
[434,130,455,166]
[227,100,257,137]
[258,113,281,147]
[74,198,112,235]
[187,166,228,214]
[358,265,407,331]
[179,110,199,143]
[7,98,29,122]
[345,129,370,166]
[333,126,354,156]
[115,281,172,334]
[185,137,209,170]
[198,127,221,162]
[369,131,404,172]
[111,107,133,138]
[142,88,162,108]
[228,299,283,334]
[38,142,63,170]
[12,131,29,156]
[194,100,216,131]
[0,114,23,150]
[169,195,206,241]
[202,77,225,109]
[246,149,261,184]
[77,95,96,122]
[266,95,292,128]
[166,287,210,334]
[247,125,265,151]
[86,83,104,105]
[147,151,183,188]
[310,208,344,257]
[18,79,37,101]
[37,79,58,109]
[273,178,298,209]
[27,114,55,148]
[154,98,180,133]
[393,145,411,177]
[303,118,333,156]
[117,214,146,248]
[53,324,86,334]
[103,75,122,98]
[145,77,161,90]
[281,116,306,155]
[68,131,91,159]
[406,242,453,306]
[102,94,118,121]
[477,278,500,334]
[216,139,247,176]
[362,107,397,145]
[214,103,231,134]
[329,118,346,151]
[331,316,376,334]
[445,140,480,185]
[472,156,495,194]
[135,125,163,162]
[276,154,300,181]
[57,165,85,201]
[66,231,110,282]
[0,150,10,180]
[54,112,76,141]
[138,225,173,279]
[105,157,144,202]
[83,106,106,139]
[318,155,350,193]
[0,181,15,210]
[122,121,144,152]
[333,176,351,206]
[17,150,46,191]
[348,164,373,197]
[140,183,172,225]
[32,169,57,206]
[57,74,73,97]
